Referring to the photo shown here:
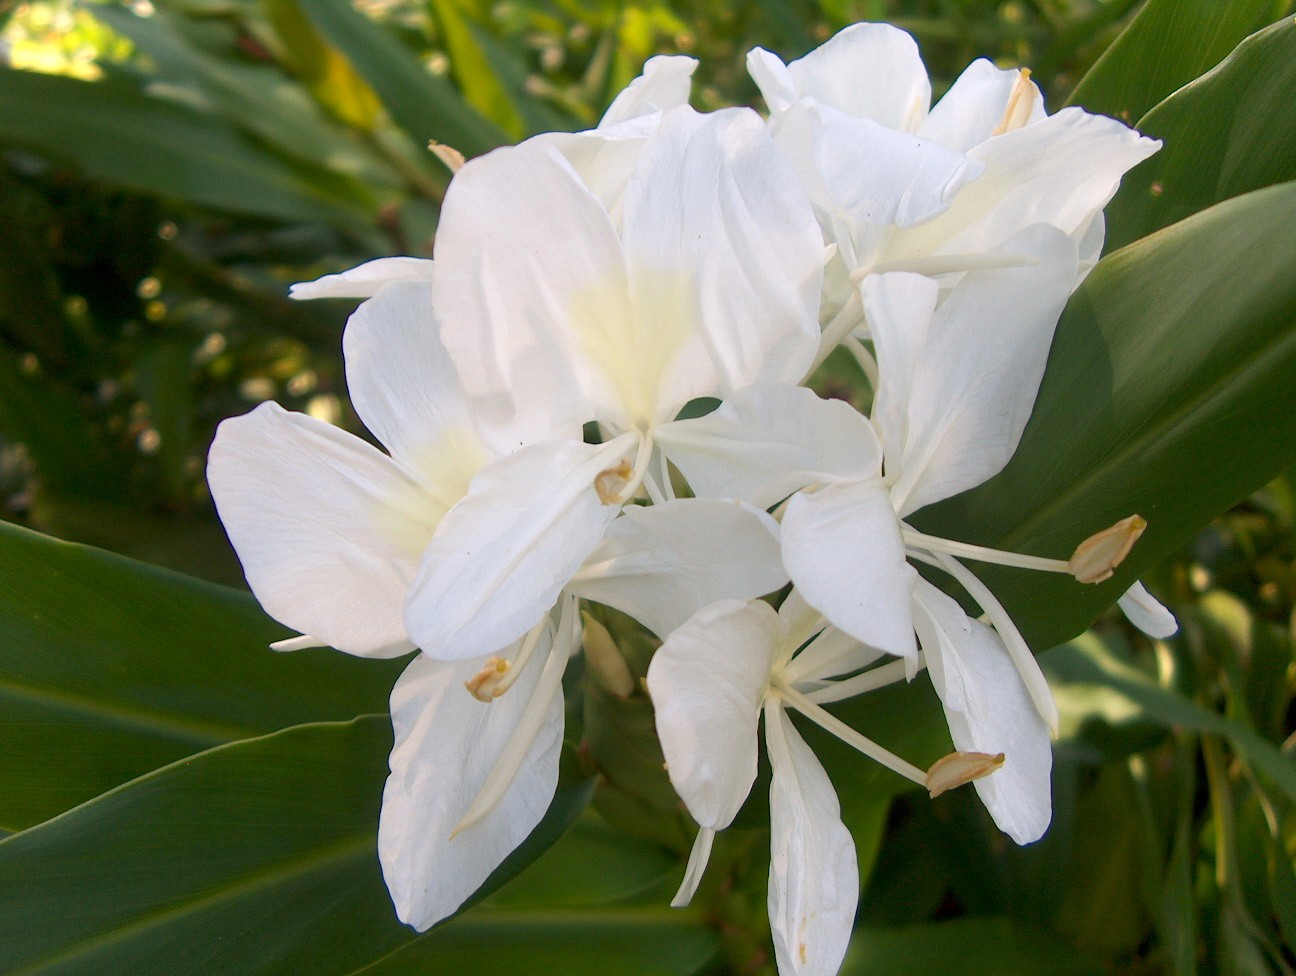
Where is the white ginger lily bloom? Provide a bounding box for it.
[747,21,1160,324]
[208,280,789,930]
[660,227,1091,842]
[649,591,968,976]
[402,103,824,665]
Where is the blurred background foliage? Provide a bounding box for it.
[0,0,1293,973]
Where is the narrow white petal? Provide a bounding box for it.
[1118,581,1179,639]
[782,479,918,660]
[655,383,881,510]
[863,271,939,468]
[747,46,799,117]
[671,827,716,908]
[647,599,782,830]
[289,257,435,300]
[765,704,858,976]
[620,106,823,415]
[782,22,930,132]
[600,55,698,127]
[868,224,1079,516]
[913,579,1052,844]
[405,434,634,660]
[919,59,1044,153]
[378,643,562,930]
[570,499,787,639]
[208,402,435,658]
[342,281,491,495]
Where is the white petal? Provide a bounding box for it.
[890,107,1160,260]
[620,106,823,415]
[378,643,563,930]
[342,281,491,496]
[207,402,435,657]
[747,46,799,116]
[654,383,881,510]
[777,99,982,228]
[1118,581,1178,639]
[404,434,634,660]
[765,704,857,976]
[868,224,1079,516]
[646,599,781,830]
[432,140,629,440]
[570,499,787,639]
[783,23,930,131]
[912,579,1052,844]
[863,271,939,467]
[781,479,918,660]
[919,59,1044,153]
[289,257,435,300]
[600,55,697,127]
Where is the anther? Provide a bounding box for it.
[594,458,633,504]
[992,68,1035,136]
[926,751,1005,798]
[464,656,510,702]
[1068,514,1147,584]
[428,141,465,172]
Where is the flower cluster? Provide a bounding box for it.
[207,22,1173,976]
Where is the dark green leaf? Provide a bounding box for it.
[1106,19,1296,251]
[842,917,1104,976]
[915,183,1296,652]
[1065,0,1279,124]
[0,520,402,829]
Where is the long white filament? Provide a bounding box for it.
[901,526,1070,574]
[805,291,863,380]
[804,658,917,705]
[490,615,550,697]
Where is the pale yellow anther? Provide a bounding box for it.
[1068,514,1147,584]
[992,69,1036,136]
[464,656,511,702]
[594,458,633,504]
[926,750,1005,798]
[428,141,465,173]
[581,611,635,698]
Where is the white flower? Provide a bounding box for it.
[747,21,1160,321]
[402,103,824,664]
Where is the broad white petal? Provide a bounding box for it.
[655,383,881,510]
[343,281,491,497]
[570,499,787,639]
[1118,581,1178,639]
[289,257,435,300]
[778,99,982,228]
[784,22,930,131]
[913,579,1052,844]
[207,402,434,657]
[870,225,1079,516]
[919,59,1044,153]
[620,106,823,415]
[405,434,634,660]
[600,55,697,127]
[864,271,939,466]
[379,643,563,930]
[765,704,857,976]
[782,479,918,660]
[647,599,781,829]
[433,140,630,441]
[889,107,1159,260]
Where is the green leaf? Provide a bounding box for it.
[914,182,1296,652]
[292,0,508,157]
[1106,18,1296,251]
[1045,635,1296,803]
[0,68,378,228]
[1065,0,1280,124]
[428,0,525,137]
[841,917,1104,976]
[0,716,600,975]
[0,520,402,830]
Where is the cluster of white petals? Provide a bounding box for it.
[207,21,1174,976]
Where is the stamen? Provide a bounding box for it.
[464,656,511,702]
[805,291,863,380]
[771,679,928,786]
[670,827,715,908]
[841,335,879,391]
[1068,514,1146,584]
[270,634,327,652]
[992,68,1035,136]
[850,251,1038,282]
[803,658,916,705]
[490,616,548,698]
[926,751,1005,798]
[428,140,465,172]
[594,435,655,506]
[901,526,1070,574]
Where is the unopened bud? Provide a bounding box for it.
[992,68,1036,136]
[428,141,465,173]
[464,656,510,702]
[594,458,633,504]
[926,750,1005,798]
[581,611,635,698]
[1068,514,1146,584]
